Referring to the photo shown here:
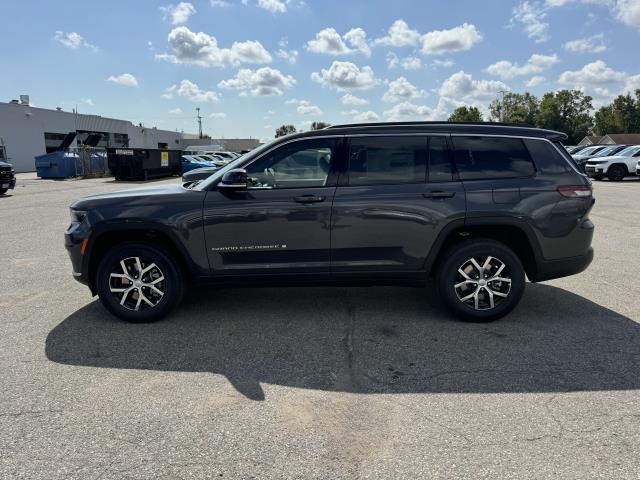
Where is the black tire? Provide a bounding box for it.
[607,165,626,182]
[96,242,184,323]
[436,239,526,322]
[0,188,7,195]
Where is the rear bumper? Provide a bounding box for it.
[531,247,594,282]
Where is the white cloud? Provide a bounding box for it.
[352,110,380,122]
[439,70,510,101]
[545,0,640,31]
[421,23,483,55]
[373,20,421,47]
[106,73,139,87]
[209,112,227,118]
[80,98,94,106]
[612,0,640,30]
[169,107,183,114]
[386,52,422,70]
[276,38,298,64]
[383,101,435,121]
[163,80,220,102]
[558,60,627,86]
[563,33,607,53]
[218,67,296,96]
[156,26,272,67]
[160,2,196,25]
[54,31,96,50]
[341,93,369,105]
[382,77,427,102]
[525,75,546,87]
[306,27,371,56]
[311,61,378,90]
[258,0,287,13]
[210,0,230,6]
[432,59,455,68]
[486,53,559,79]
[624,74,640,93]
[512,1,550,42]
[286,98,322,116]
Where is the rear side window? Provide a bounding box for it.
[348,136,427,186]
[524,139,574,174]
[452,136,535,180]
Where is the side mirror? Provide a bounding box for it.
[218,168,248,190]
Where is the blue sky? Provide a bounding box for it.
[1,0,639,141]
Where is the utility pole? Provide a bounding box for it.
[196,107,203,139]
[498,90,508,122]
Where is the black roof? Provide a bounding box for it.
[287,122,567,141]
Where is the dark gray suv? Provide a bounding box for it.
[65,122,594,323]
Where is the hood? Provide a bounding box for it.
[71,183,186,209]
[586,155,627,163]
[0,161,12,168]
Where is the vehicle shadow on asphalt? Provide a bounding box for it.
[46,283,640,401]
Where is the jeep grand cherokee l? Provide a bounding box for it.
[65,122,595,323]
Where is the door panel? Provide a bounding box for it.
[330,135,465,275]
[202,137,339,277]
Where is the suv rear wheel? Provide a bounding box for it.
[437,239,525,322]
[96,242,183,323]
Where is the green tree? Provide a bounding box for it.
[448,106,483,122]
[535,90,594,144]
[310,121,331,130]
[594,90,640,135]
[275,124,297,138]
[489,92,539,125]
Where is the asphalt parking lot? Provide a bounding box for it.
[1,173,640,479]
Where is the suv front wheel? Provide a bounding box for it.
[96,242,184,323]
[437,239,525,322]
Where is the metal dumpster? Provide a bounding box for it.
[107,148,182,181]
[35,132,109,179]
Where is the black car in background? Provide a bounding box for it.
[66,122,594,323]
[0,161,16,195]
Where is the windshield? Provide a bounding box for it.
[593,146,617,157]
[577,146,602,155]
[616,145,640,157]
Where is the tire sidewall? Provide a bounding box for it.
[608,166,625,181]
[96,242,183,323]
[437,239,525,322]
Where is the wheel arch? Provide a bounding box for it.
[425,218,542,282]
[85,223,195,295]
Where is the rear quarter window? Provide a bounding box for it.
[452,136,535,180]
[523,139,574,174]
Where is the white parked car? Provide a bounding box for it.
[585,145,640,181]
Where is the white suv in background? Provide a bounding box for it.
[585,145,640,181]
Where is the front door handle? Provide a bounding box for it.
[423,190,456,199]
[294,195,326,204]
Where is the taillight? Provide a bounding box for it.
[558,186,593,198]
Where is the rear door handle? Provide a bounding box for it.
[423,190,456,199]
[294,195,325,204]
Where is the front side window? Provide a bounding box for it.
[453,136,535,180]
[348,136,427,186]
[245,138,335,189]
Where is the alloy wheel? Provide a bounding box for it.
[454,256,512,311]
[108,256,165,311]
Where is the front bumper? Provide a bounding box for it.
[64,224,90,286]
[0,176,16,190]
[531,247,594,282]
[585,166,605,177]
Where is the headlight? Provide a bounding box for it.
[70,209,87,224]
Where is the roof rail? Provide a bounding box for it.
[325,121,535,129]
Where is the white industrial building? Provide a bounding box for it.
[0,96,261,172]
